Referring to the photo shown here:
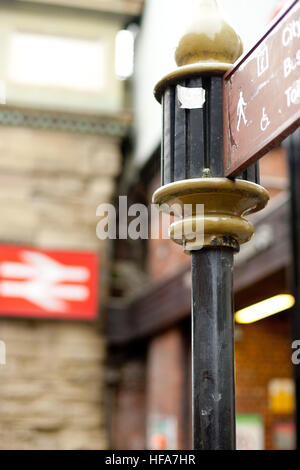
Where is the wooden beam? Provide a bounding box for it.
[107,266,191,345]
[234,195,291,292]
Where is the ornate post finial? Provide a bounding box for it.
[175,0,243,67]
[153,0,269,253]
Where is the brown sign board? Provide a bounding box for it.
[223,0,300,177]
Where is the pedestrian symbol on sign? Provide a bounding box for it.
[237,91,248,131]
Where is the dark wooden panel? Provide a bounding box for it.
[287,127,300,449]
[163,88,174,184]
[209,76,224,176]
[188,77,205,178]
[234,197,291,291]
[243,164,256,183]
[161,93,165,186]
[255,163,260,185]
[107,265,191,345]
[174,81,187,181]
[235,269,288,311]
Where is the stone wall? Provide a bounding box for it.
[0,321,106,450]
[0,124,122,449]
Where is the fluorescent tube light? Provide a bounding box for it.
[235,294,295,324]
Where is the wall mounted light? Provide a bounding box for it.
[235,294,295,324]
[115,29,135,80]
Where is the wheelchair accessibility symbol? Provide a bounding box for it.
[260,107,270,132]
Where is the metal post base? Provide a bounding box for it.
[192,248,236,450]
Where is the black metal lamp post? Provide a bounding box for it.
[152,0,269,450]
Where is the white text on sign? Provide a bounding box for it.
[285,79,300,107]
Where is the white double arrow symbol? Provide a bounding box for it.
[0,251,90,312]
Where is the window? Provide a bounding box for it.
[9,31,105,91]
[115,29,135,80]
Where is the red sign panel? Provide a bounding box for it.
[0,245,99,320]
[224,0,300,176]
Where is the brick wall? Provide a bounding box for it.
[235,314,294,450]
[132,314,294,450]
[146,328,188,450]
[112,359,146,450]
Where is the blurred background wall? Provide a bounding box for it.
[0,0,143,450]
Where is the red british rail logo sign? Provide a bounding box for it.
[224,0,300,176]
[0,245,99,320]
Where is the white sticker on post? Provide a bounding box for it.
[177,85,206,109]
